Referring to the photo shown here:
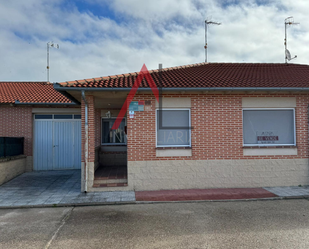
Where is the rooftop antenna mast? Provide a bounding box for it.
[204,19,221,62]
[284,16,299,64]
[47,41,59,83]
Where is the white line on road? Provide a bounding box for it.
[44,207,74,249]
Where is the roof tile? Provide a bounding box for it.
[58,62,309,89]
[0,82,72,104]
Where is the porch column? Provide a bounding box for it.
[81,94,95,192]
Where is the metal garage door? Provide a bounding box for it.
[33,114,81,170]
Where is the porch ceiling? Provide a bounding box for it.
[67,90,128,109]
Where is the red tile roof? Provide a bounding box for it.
[0,82,72,104]
[59,62,309,89]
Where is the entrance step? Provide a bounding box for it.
[93,178,127,184]
[93,178,128,187]
[93,182,128,188]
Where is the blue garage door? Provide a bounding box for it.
[34,114,81,170]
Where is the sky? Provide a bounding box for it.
[0,0,309,82]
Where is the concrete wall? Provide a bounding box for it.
[128,159,309,190]
[99,152,127,167]
[0,156,26,185]
[99,146,127,167]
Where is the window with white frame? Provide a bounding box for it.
[101,118,126,145]
[243,109,295,146]
[156,109,191,147]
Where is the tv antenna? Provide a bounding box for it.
[47,41,59,83]
[284,17,299,63]
[204,19,221,62]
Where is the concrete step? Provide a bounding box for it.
[92,182,128,188]
[93,178,128,185]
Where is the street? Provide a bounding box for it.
[0,199,309,248]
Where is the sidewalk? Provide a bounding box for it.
[135,186,309,202]
[0,170,308,208]
[135,188,277,202]
[0,170,135,208]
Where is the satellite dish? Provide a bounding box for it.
[285,49,291,60]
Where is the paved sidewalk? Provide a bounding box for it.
[135,188,277,201]
[0,170,308,207]
[265,186,309,197]
[136,186,309,202]
[0,170,135,207]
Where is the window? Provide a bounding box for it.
[102,118,126,145]
[34,114,53,119]
[54,114,73,119]
[243,109,295,146]
[34,114,81,120]
[156,109,191,147]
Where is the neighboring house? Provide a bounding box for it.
[54,62,309,192]
[0,82,80,184]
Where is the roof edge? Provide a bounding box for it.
[52,84,81,105]
[53,85,309,92]
[14,100,78,105]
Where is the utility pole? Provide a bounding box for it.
[47,42,59,83]
[204,20,221,62]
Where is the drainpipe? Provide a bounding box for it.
[307,105,309,180]
[81,90,88,193]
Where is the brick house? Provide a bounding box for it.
[55,62,309,192]
[0,82,80,184]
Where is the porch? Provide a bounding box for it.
[66,90,130,192]
[93,165,128,187]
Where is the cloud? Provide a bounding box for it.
[0,0,308,82]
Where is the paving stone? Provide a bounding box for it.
[264,186,309,197]
[0,170,136,206]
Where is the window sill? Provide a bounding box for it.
[156,148,192,157]
[243,145,297,149]
[156,147,192,150]
[243,146,298,156]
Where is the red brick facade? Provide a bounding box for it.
[81,95,101,164]
[127,94,309,161]
[0,106,33,156]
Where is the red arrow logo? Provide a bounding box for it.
[112,64,160,130]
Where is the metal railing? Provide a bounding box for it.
[0,137,24,158]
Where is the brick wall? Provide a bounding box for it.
[81,95,96,163]
[127,93,309,161]
[0,106,33,156]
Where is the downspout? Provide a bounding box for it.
[81,90,88,193]
[307,105,309,182]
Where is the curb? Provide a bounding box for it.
[0,201,136,209]
[135,196,308,204]
[0,195,308,209]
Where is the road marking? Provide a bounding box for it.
[44,207,74,249]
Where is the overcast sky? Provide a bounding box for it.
[0,0,308,82]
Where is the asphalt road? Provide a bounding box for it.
[0,199,309,249]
